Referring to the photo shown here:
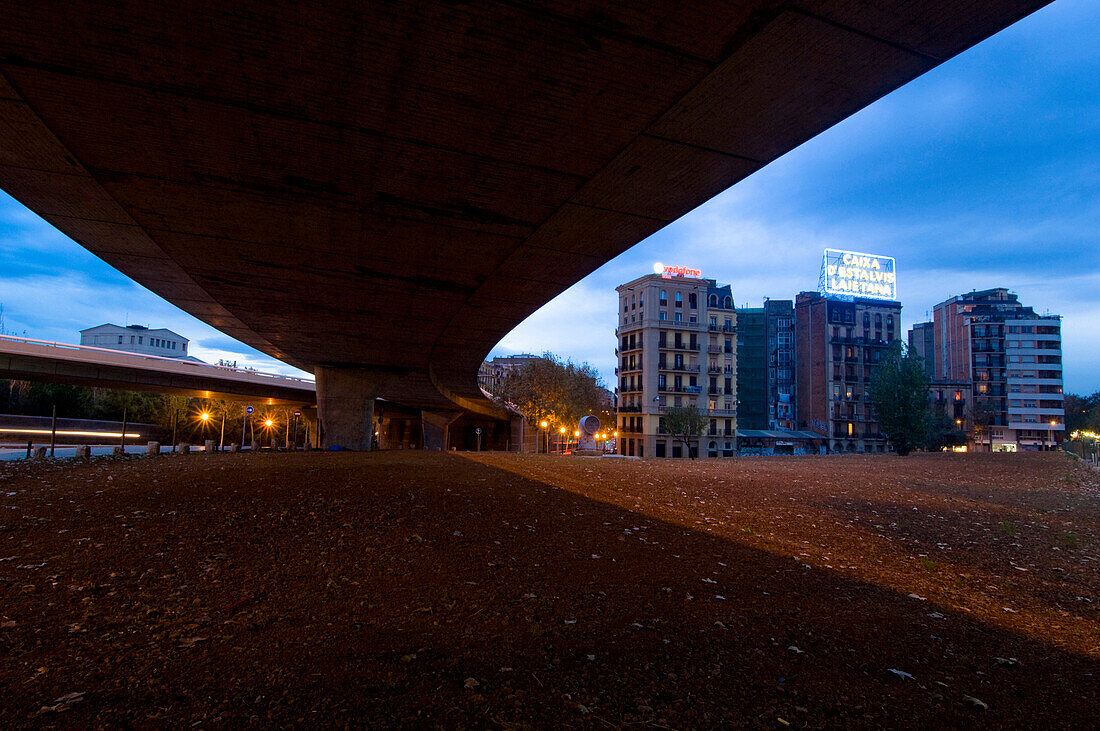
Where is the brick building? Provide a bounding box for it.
[795,291,902,453]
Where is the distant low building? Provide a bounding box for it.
[477,353,544,394]
[80,324,195,360]
[908,321,936,377]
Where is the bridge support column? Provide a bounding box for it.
[421,410,462,451]
[315,367,394,451]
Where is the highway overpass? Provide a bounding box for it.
[0,1,1051,448]
[0,335,315,406]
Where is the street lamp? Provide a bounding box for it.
[1049,419,1057,451]
[540,420,548,454]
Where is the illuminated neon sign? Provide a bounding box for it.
[653,262,702,279]
[821,248,897,300]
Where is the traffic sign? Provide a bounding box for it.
[475,428,482,435]
[246,406,254,414]
[294,410,301,417]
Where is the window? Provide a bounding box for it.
[130,335,135,344]
[660,290,668,306]
[138,336,143,344]
[709,294,717,307]
[674,291,683,306]
[688,292,697,309]
[723,296,732,309]
[659,311,667,321]
[674,312,682,322]
[118,336,123,344]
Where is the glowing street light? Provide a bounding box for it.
[265,419,274,428]
[200,412,210,422]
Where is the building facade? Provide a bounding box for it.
[908,320,936,377]
[932,288,1064,451]
[764,299,796,429]
[477,353,543,394]
[735,307,767,429]
[737,299,796,431]
[615,273,737,458]
[80,324,191,359]
[795,291,902,453]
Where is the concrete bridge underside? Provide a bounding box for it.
[0,1,1049,448]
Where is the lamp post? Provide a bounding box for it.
[1048,419,1057,451]
[558,426,566,454]
[540,420,548,454]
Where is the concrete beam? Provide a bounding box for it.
[316,366,397,451]
[421,410,463,452]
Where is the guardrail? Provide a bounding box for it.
[0,334,315,387]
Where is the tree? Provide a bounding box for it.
[867,343,930,456]
[494,353,607,432]
[1065,392,1100,434]
[968,397,999,452]
[661,405,708,460]
[925,399,967,452]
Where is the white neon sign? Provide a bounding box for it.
[821,248,897,300]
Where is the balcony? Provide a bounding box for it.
[707,345,721,354]
[618,405,642,413]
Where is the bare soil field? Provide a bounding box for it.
[0,450,1096,728]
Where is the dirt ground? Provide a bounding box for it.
[0,450,1096,728]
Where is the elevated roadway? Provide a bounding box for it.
[0,335,315,406]
[0,1,1051,447]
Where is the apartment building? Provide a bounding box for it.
[735,308,767,429]
[615,272,737,458]
[933,288,1064,451]
[737,299,796,430]
[764,299,796,430]
[477,353,543,395]
[795,291,902,453]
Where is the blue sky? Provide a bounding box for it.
[1,0,1098,394]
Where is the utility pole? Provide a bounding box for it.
[170,409,178,452]
[219,412,226,451]
[119,407,128,451]
[49,404,57,457]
